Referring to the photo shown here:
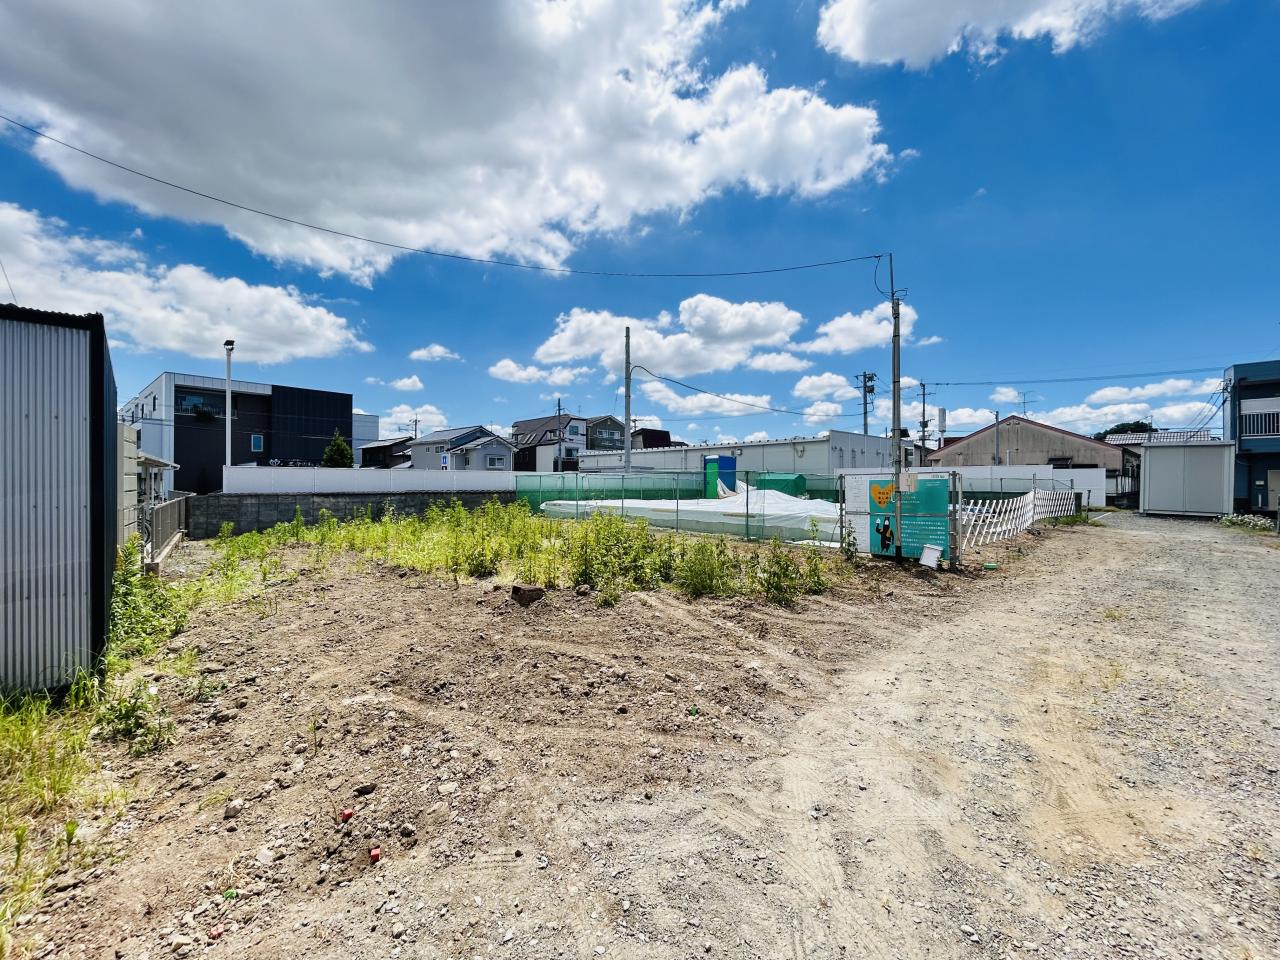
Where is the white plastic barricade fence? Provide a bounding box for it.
[959,489,1079,550]
[222,465,517,495]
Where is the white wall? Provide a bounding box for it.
[223,466,516,494]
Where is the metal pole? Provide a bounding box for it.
[994,410,1001,465]
[223,339,234,472]
[556,396,563,472]
[623,326,632,474]
[889,254,903,559]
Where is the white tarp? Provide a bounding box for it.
[540,486,840,543]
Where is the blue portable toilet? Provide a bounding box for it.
[703,455,737,495]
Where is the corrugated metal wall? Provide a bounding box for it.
[1,315,96,690]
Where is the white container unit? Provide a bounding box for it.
[1139,442,1234,517]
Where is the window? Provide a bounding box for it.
[251,434,264,453]
[436,445,445,453]
[568,425,580,436]
[486,454,507,469]
[565,447,580,458]
[175,389,225,419]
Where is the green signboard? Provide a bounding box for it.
[867,475,950,559]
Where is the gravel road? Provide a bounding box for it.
[620,514,1280,958]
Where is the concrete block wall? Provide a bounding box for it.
[187,491,517,539]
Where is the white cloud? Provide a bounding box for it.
[899,375,920,390]
[817,0,1205,68]
[1028,402,1152,432]
[989,386,1021,403]
[943,406,998,428]
[409,343,460,362]
[1085,377,1220,403]
[803,400,844,425]
[747,351,813,372]
[915,335,944,347]
[640,381,770,417]
[364,376,384,386]
[794,372,860,401]
[487,358,592,386]
[633,415,664,430]
[798,301,918,354]
[1151,400,1218,426]
[744,430,770,442]
[0,202,370,362]
[484,423,513,439]
[390,374,424,392]
[686,422,699,431]
[352,407,368,416]
[534,294,806,378]
[1,1,890,283]
[380,402,448,439]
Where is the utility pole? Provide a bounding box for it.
[556,396,564,472]
[917,382,930,447]
[889,254,903,559]
[223,339,235,471]
[623,325,632,473]
[411,416,420,439]
[994,409,1001,465]
[857,371,876,437]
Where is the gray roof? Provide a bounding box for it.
[412,426,476,445]
[359,435,413,450]
[1105,430,1214,445]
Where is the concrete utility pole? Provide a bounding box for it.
[889,254,903,559]
[223,339,235,470]
[918,382,930,447]
[623,325,632,473]
[994,410,1001,465]
[556,396,564,472]
[411,416,420,439]
[858,371,876,437]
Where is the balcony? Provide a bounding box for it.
[1241,411,1280,438]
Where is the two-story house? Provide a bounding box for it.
[511,413,588,471]
[1224,361,1280,512]
[408,425,516,471]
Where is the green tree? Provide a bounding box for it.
[1093,421,1156,441]
[321,429,354,468]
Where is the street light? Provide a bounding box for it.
[223,339,235,471]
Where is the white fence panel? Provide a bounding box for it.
[960,488,1080,549]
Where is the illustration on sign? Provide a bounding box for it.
[867,475,950,559]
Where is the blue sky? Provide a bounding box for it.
[1,0,1276,442]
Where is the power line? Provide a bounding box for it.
[933,365,1222,387]
[0,255,16,304]
[0,113,885,280]
[631,364,861,420]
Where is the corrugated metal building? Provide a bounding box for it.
[1,304,117,691]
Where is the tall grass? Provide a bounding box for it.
[0,536,255,955]
[235,500,837,606]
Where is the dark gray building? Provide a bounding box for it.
[120,373,378,495]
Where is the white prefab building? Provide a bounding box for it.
[1139,441,1235,517]
[579,430,904,475]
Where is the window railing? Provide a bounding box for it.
[1241,411,1280,437]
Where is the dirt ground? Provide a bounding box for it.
[25,515,1280,959]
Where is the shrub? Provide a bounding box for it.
[759,540,802,607]
[675,539,733,598]
[1220,514,1274,532]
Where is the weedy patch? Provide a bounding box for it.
[221,500,847,607]
[1102,607,1125,621]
